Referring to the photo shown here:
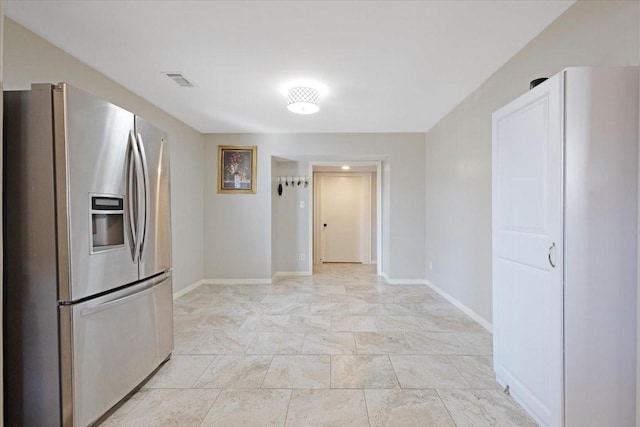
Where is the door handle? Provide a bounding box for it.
[548,242,556,268]
[80,272,171,317]
[127,133,136,255]
[127,131,144,263]
[136,133,151,258]
[323,223,327,227]
[80,283,155,316]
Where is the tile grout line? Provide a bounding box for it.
[282,388,294,427]
[434,388,459,427]
[385,354,401,389]
[387,354,403,389]
[190,355,218,389]
[258,355,275,389]
[444,354,473,389]
[104,387,152,425]
[361,388,372,427]
[329,354,333,389]
[196,387,225,427]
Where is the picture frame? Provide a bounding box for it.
[217,145,257,194]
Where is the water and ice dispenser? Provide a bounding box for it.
[91,195,125,253]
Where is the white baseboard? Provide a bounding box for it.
[424,279,493,332]
[202,278,273,285]
[173,277,277,299]
[173,279,206,300]
[273,271,312,278]
[381,273,425,285]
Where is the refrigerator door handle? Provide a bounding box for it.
[136,132,151,257]
[80,283,155,316]
[80,271,171,317]
[127,130,144,263]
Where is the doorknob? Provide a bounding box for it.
[323,223,327,227]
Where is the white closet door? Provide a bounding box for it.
[492,73,564,427]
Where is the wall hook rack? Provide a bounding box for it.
[276,176,309,196]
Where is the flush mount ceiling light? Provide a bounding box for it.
[281,79,328,115]
[341,165,350,170]
[286,86,320,115]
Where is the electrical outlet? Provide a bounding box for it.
[300,254,305,261]
[300,201,305,208]
[429,261,433,271]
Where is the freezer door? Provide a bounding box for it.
[54,84,139,301]
[135,116,172,278]
[60,272,174,427]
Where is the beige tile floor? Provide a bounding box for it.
[99,263,536,427]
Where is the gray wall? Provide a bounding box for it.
[274,161,310,273]
[3,18,206,293]
[204,133,426,281]
[425,0,640,323]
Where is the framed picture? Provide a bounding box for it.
[218,145,257,194]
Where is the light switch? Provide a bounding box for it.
[300,201,305,208]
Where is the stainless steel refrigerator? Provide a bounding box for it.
[3,83,173,426]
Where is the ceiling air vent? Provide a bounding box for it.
[163,72,197,88]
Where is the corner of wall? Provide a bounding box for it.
[424,132,431,283]
[271,156,278,277]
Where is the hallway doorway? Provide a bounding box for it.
[310,162,381,274]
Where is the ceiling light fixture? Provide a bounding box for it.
[286,86,320,115]
[341,165,350,170]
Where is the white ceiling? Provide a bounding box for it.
[5,0,574,134]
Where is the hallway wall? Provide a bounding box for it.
[203,133,425,282]
[274,161,311,274]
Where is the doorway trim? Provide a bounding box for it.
[308,161,382,275]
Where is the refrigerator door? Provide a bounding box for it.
[54,84,139,301]
[135,116,172,279]
[59,272,174,427]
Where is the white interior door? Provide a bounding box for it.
[492,74,564,427]
[319,174,371,263]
